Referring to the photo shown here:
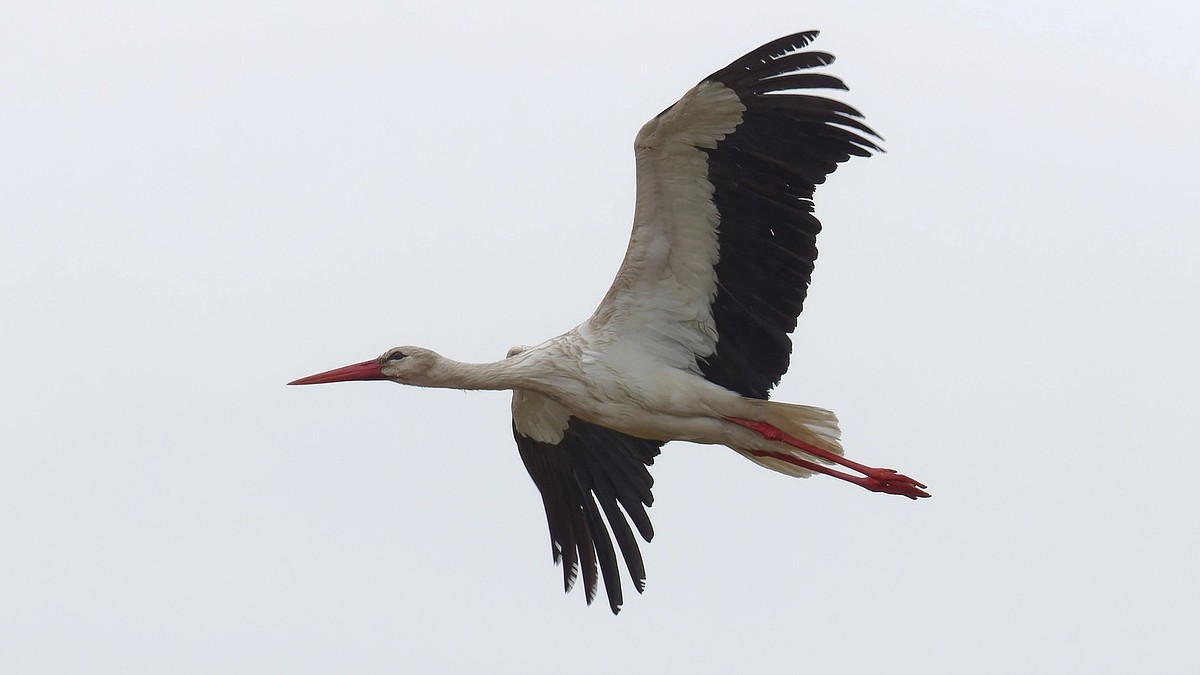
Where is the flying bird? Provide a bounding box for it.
[290,31,927,614]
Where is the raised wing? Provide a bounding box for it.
[590,31,881,398]
[511,390,662,615]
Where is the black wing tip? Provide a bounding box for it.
[706,30,821,85]
[512,419,662,615]
[704,31,884,153]
[761,30,822,56]
[695,33,884,396]
[562,560,575,593]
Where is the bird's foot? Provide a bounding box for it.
[852,469,930,500]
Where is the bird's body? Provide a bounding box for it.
[510,335,760,446]
[291,31,927,613]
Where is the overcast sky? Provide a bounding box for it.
[4,1,1198,672]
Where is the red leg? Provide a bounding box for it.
[728,417,930,499]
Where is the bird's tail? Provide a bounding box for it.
[732,400,843,478]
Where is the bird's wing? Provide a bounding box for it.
[511,389,662,614]
[589,31,881,398]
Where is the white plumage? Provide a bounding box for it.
[291,31,927,614]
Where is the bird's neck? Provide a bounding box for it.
[422,354,534,391]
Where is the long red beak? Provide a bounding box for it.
[288,359,387,385]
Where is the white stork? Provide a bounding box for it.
[290,31,927,614]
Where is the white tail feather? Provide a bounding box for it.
[733,400,843,479]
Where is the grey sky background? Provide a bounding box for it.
[4,1,1198,672]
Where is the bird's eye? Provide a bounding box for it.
[386,352,407,362]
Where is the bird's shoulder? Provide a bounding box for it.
[633,80,745,154]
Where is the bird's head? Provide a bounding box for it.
[288,346,441,386]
